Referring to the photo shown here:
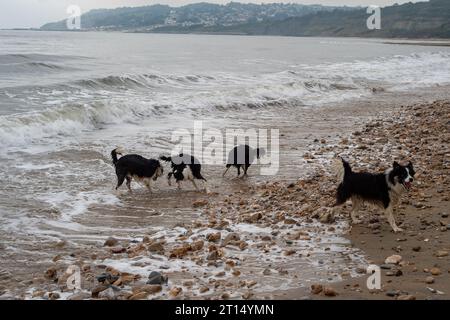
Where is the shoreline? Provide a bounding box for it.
[3,29,450,46]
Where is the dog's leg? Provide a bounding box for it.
[126,176,132,193]
[241,165,248,178]
[116,174,126,190]
[144,179,153,193]
[167,172,173,186]
[203,180,210,194]
[191,179,200,192]
[177,180,182,190]
[350,197,362,224]
[385,205,403,233]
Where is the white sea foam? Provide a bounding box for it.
[1,52,449,150]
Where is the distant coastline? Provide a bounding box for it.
[3,29,450,45]
[38,1,450,40]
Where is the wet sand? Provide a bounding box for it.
[1,88,449,299]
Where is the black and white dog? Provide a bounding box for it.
[159,153,208,192]
[223,145,265,178]
[333,157,415,232]
[111,147,164,193]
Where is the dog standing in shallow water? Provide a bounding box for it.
[159,153,208,192]
[111,147,164,193]
[223,145,265,178]
[332,157,415,232]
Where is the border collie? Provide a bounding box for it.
[223,144,265,178]
[111,147,163,193]
[159,153,208,192]
[333,157,415,232]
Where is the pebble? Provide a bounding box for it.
[97,273,119,284]
[199,286,209,293]
[435,250,448,257]
[91,285,109,298]
[66,292,91,300]
[132,284,162,294]
[412,246,421,252]
[430,267,441,276]
[425,276,435,284]
[104,237,118,247]
[48,292,60,300]
[310,284,323,295]
[386,290,400,297]
[45,267,57,280]
[169,287,182,297]
[323,287,337,297]
[206,232,221,243]
[384,254,402,265]
[110,246,126,254]
[147,271,167,285]
[98,287,116,300]
[386,269,403,277]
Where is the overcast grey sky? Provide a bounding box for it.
[0,0,426,29]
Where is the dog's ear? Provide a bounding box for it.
[393,161,400,169]
[407,161,415,175]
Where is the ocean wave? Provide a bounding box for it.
[0,53,88,64]
[71,73,217,90]
[0,79,366,148]
[0,61,70,74]
[0,53,88,74]
[1,51,449,148]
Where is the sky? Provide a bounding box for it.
[0,0,426,29]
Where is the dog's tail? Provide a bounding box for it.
[333,156,352,184]
[111,147,125,166]
[159,155,172,163]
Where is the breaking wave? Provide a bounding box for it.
[1,51,450,148]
